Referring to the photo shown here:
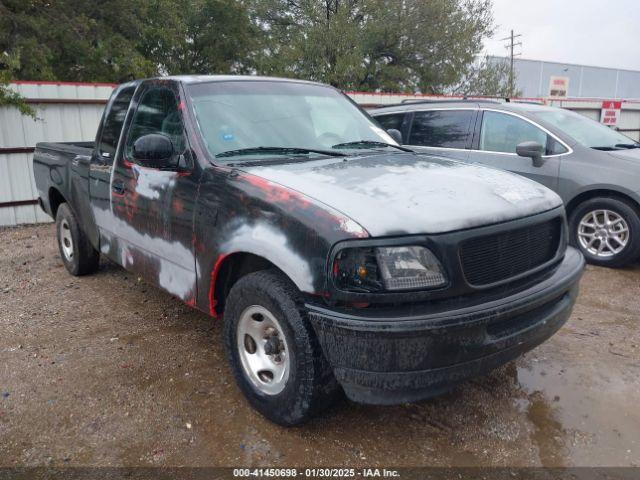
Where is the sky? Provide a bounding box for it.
[484,0,640,71]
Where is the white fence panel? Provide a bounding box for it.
[0,81,113,227]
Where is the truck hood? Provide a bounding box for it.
[239,153,562,236]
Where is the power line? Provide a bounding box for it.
[500,30,522,97]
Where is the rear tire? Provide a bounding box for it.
[56,203,100,276]
[223,269,339,426]
[569,197,640,268]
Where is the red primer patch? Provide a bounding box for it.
[192,234,206,254]
[352,302,370,308]
[172,198,185,214]
[208,254,228,318]
[241,174,311,209]
[239,173,369,238]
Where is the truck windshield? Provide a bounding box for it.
[534,109,639,150]
[187,80,397,161]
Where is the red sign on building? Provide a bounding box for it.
[600,101,622,126]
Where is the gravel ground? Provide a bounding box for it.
[0,223,639,468]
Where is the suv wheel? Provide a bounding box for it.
[569,197,640,267]
[223,269,339,426]
[56,203,100,275]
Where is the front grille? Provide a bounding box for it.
[459,217,562,286]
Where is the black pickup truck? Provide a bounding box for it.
[34,76,584,425]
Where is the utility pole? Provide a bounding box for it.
[500,30,522,97]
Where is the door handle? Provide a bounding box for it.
[111,181,125,195]
[72,156,90,167]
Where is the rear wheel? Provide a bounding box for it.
[56,203,100,276]
[223,269,339,426]
[569,197,640,267]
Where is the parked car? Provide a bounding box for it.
[34,77,584,425]
[371,100,640,267]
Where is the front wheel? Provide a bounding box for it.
[569,197,640,267]
[223,269,339,426]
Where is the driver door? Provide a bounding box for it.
[467,110,563,191]
[110,81,199,302]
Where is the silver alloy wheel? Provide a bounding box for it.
[236,305,290,395]
[59,219,74,261]
[578,209,629,258]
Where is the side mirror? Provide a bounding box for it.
[516,141,545,167]
[387,128,403,144]
[132,134,176,169]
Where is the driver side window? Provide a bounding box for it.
[479,111,564,155]
[126,86,186,162]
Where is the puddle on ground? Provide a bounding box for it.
[517,358,639,466]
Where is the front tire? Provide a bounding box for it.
[569,197,640,267]
[223,269,339,426]
[56,203,100,276]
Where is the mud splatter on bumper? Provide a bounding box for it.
[307,247,585,405]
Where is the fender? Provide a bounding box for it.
[196,170,371,317]
[204,221,318,318]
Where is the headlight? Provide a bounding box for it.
[376,246,447,290]
[333,245,447,293]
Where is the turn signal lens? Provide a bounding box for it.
[333,247,382,292]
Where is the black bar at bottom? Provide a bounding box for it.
[0,467,637,480]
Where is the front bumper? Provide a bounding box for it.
[307,247,585,405]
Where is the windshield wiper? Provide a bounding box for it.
[592,143,640,151]
[215,146,346,158]
[331,140,414,153]
[592,146,619,151]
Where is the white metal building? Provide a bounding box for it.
[488,56,640,99]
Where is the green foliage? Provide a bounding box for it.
[248,1,367,88]
[0,0,505,96]
[0,51,36,118]
[0,0,256,82]
[0,0,157,82]
[248,0,496,93]
[452,56,521,98]
[140,0,257,75]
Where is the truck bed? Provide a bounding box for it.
[35,141,95,156]
[33,141,97,225]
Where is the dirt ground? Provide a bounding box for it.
[0,223,639,468]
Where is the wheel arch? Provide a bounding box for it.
[565,188,640,219]
[208,251,302,318]
[48,187,68,218]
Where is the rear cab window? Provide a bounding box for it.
[97,86,136,165]
[407,110,474,149]
[375,113,407,141]
[478,110,568,156]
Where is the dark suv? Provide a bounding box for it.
[371,100,640,267]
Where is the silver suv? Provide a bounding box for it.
[370,100,640,267]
